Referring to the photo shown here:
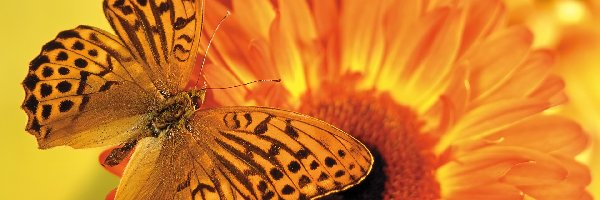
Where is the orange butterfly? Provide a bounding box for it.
[21,0,373,199]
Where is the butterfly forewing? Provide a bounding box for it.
[22,25,159,149]
[104,0,204,93]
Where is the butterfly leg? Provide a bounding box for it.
[103,139,138,167]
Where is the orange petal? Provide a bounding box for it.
[404,7,466,113]
[381,7,451,82]
[99,147,128,177]
[308,0,339,39]
[485,115,588,156]
[462,26,533,101]
[476,50,554,105]
[519,182,588,200]
[268,14,312,99]
[458,0,506,56]
[501,160,567,186]
[105,188,116,200]
[554,156,591,186]
[444,183,524,200]
[439,99,550,149]
[203,63,253,106]
[529,75,568,107]
[439,146,567,189]
[231,0,276,38]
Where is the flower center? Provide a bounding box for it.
[298,88,440,200]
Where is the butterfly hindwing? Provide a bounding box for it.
[103,0,204,93]
[22,25,159,149]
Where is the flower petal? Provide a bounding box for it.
[444,183,524,200]
[462,26,533,101]
[485,115,588,156]
[340,0,386,82]
[439,146,567,189]
[438,99,550,151]
[476,50,554,105]
[529,75,568,107]
[105,188,116,200]
[519,182,588,200]
[458,0,506,56]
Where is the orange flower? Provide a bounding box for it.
[102,0,593,199]
[196,0,591,199]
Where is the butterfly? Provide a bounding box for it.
[21,0,373,199]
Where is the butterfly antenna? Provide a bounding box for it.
[195,10,231,89]
[205,79,281,90]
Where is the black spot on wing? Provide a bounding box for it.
[30,118,41,132]
[268,144,280,156]
[42,41,64,51]
[325,157,337,168]
[56,81,72,93]
[57,30,80,39]
[58,67,70,75]
[74,58,88,68]
[310,160,319,170]
[158,2,170,13]
[40,84,53,98]
[318,172,329,181]
[257,180,267,193]
[281,185,295,195]
[296,149,309,159]
[72,41,85,50]
[59,100,74,112]
[298,175,311,188]
[173,14,196,30]
[244,113,252,128]
[24,95,39,113]
[269,168,284,180]
[287,161,301,173]
[88,49,98,57]
[56,51,69,61]
[334,170,346,178]
[338,150,346,158]
[30,55,49,71]
[42,66,53,78]
[284,119,299,138]
[41,105,52,119]
[136,0,147,6]
[23,74,40,90]
[254,115,272,135]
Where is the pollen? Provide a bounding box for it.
[298,86,440,200]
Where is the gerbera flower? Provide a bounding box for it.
[194,0,592,199]
[103,0,593,199]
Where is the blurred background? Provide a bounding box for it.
[0,0,598,199]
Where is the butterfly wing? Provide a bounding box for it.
[22,26,160,149]
[103,0,204,93]
[114,106,373,199]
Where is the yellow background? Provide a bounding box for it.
[0,1,119,199]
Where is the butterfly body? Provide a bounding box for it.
[22,0,373,199]
[148,89,204,137]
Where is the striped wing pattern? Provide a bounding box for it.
[104,0,203,93]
